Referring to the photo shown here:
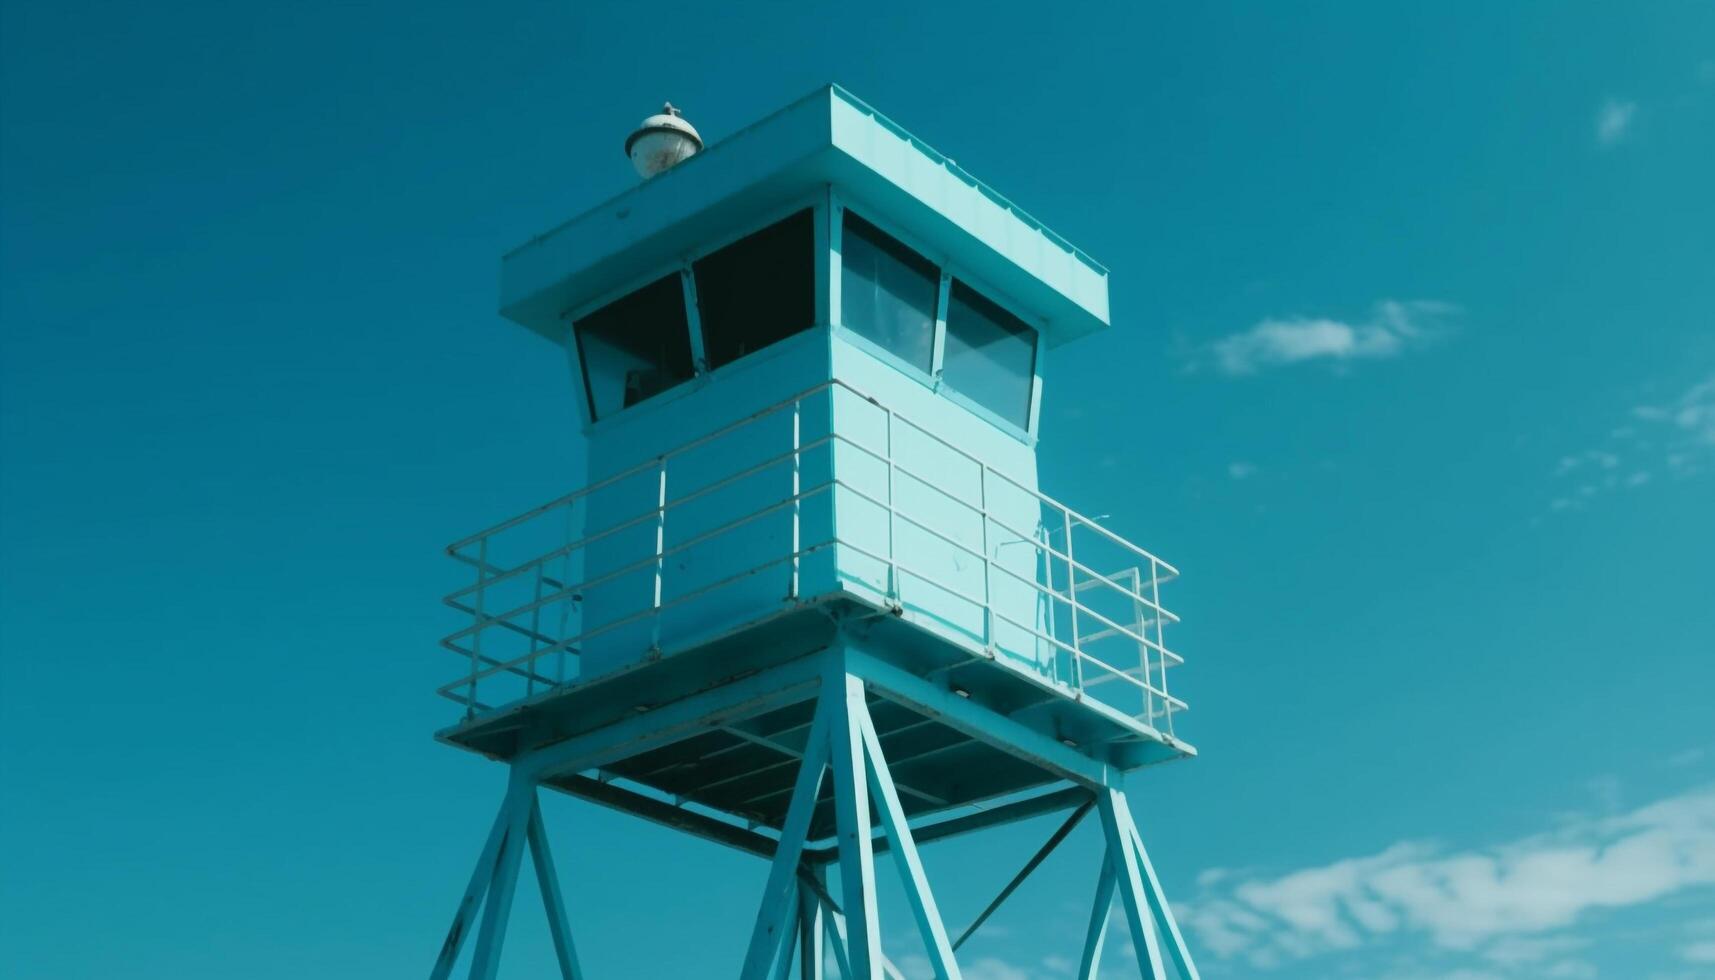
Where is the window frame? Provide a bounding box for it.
[690,206,820,374]
[564,266,700,427]
[561,193,828,433]
[560,189,1049,442]
[831,194,1047,443]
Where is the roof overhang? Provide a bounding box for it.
[500,85,1110,347]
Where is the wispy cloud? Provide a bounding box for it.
[1633,374,1715,451]
[1549,373,1715,512]
[1201,300,1460,376]
[1227,461,1258,480]
[1596,97,1638,146]
[1182,785,1715,975]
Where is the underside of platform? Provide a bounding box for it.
[429,627,1203,980]
[437,598,1192,854]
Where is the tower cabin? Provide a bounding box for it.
[433,86,1198,980]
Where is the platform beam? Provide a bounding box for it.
[430,645,1200,980]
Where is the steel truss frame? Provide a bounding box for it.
[428,642,1199,979]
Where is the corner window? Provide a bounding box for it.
[693,210,815,370]
[840,213,938,372]
[573,274,695,421]
[942,281,1038,430]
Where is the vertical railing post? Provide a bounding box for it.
[1063,511,1084,698]
[1150,558,1170,735]
[557,499,577,686]
[885,408,898,604]
[979,463,992,651]
[651,459,668,652]
[1041,520,1059,683]
[526,561,545,698]
[467,538,488,718]
[1127,567,1150,725]
[790,398,802,600]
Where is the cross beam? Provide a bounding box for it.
[427,637,1201,979]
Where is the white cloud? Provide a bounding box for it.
[1596,98,1638,146]
[1554,450,1618,477]
[1182,785,1715,970]
[1684,940,1715,963]
[1227,462,1258,480]
[1634,374,1715,451]
[1204,300,1459,376]
[1548,373,1715,513]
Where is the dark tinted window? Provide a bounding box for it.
[573,274,694,420]
[840,213,939,372]
[942,281,1038,430]
[693,210,815,370]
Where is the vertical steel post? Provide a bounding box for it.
[557,501,575,685]
[885,409,898,603]
[1096,788,1165,980]
[1127,567,1149,724]
[739,705,831,979]
[650,460,668,651]
[858,705,962,980]
[979,464,992,651]
[430,788,516,980]
[828,664,881,978]
[467,538,488,717]
[1063,512,1084,696]
[1149,560,1169,734]
[769,880,802,980]
[526,800,584,980]
[1121,797,1200,980]
[468,778,536,980]
[799,869,826,980]
[1077,857,1117,980]
[791,397,802,600]
[1041,522,1060,682]
[527,563,545,698]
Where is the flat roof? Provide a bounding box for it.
[500,85,1110,347]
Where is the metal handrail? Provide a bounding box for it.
[442,379,1185,733]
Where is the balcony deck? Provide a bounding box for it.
[436,379,1193,848]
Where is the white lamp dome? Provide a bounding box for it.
[625,102,703,179]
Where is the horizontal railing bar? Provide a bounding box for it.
[447,383,836,553]
[831,382,1179,574]
[443,482,836,647]
[438,542,835,695]
[1076,653,1188,710]
[826,437,1179,624]
[829,479,1182,664]
[830,536,1181,711]
[444,442,835,607]
[440,638,562,688]
[441,377,1187,726]
[445,599,567,649]
[448,552,570,593]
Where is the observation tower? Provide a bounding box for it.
[430,86,1201,980]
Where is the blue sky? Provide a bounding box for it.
[3,2,1713,978]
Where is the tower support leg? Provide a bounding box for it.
[1093,788,1200,980]
[1121,797,1199,980]
[739,648,963,980]
[527,799,585,980]
[1076,857,1117,980]
[798,869,825,980]
[430,772,588,980]
[432,777,528,980]
[469,777,535,980]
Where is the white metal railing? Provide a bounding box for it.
[441,379,1186,735]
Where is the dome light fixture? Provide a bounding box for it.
[625,102,703,179]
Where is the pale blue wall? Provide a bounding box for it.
[823,333,1055,677]
[576,327,838,677]
[564,182,1071,688]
